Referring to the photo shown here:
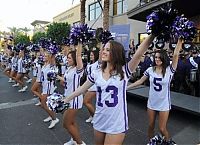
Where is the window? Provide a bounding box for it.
[113,0,127,16]
[89,1,102,21]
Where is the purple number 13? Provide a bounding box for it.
[97,86,118,107]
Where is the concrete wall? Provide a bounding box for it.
[53,4,80,25]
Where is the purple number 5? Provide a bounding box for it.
[97,86,118,107]
[153,78,162,91]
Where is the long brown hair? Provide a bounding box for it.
[101,40,126,80]
[68,51,77,66]
[152,49,170,77]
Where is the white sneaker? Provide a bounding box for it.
[48,118,59,129]
[12,83,19,87]
[18,86,28,92]
[35,101,41,106]
[64,138,76,145]
[26,78,32,83]
[18,88,25,92]
[85,116,93,123]
[43,116,52,122]
[8,78,14,83]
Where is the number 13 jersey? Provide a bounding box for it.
[88,64,132,134]
[144,65,175,111]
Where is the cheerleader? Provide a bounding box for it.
[84,49,100,123]
[57,43,85,145]
[31,51,42,105]
[40,50,59,129]
[13,49,28,92]
[127,38,183,144]
[63,35,155,145]
[9,51,18,83]
[60,45,69,86]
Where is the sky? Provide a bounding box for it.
[0,0,80,31]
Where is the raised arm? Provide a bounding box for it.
[76,42,83,70]
[171,38,183,70]
[63,80,93,103]
[128,34,155,72]
[127,75,148,90]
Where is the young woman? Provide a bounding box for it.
[13,49,28,92]
[84,49,100,123]
[40,50,59,129]
[9,51,18,83]
[31,51,42,105]
[63,34,155,145]
[57,43,85,145]
[127,39,183,143]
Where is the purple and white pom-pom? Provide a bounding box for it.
[172,15,197,41]
[46,93,70,113]
[70,24,94,45]
[146,5,178,41]
[47,41,59,55]
[47,69,58,82]
[98,30,114,44]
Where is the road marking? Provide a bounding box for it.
[0,98,38,110]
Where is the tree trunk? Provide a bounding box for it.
[80,0,86,24]
[103,0,110,30]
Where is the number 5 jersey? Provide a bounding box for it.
[144,65,175,111]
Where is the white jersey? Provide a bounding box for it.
[11,56,18,71]
[64,66,84,109]
[61,55,68,75]
[144,65,175,111]
[86,61,101,91]
[88,64,132,134]
[17,58,26,73]
[40,64,57,95]
[32,58,38,77]
[36,63,42,83]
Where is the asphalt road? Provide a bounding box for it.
[0,70,199,145]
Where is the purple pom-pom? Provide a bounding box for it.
[70,24,94,45]
[171,15,197,41]
[146,5,178,42]
[47,69,58,82]
[98,30,114,44]
[46,93,70,113]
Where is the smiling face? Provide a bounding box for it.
[67,53,74,66]
[102,42,111,62]
[154,52,162,66]
[43,52,51,62]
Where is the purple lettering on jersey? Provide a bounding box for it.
[105,86,118,107]
[97,86,103,107]
[153,77,162,91]
[97,86,119,107]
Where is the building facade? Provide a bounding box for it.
[85,0,146,46]
[53,4,81,25]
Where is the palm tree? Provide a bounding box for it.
[80,0,86,24]
[103,0,110,30]
[7,27,20,38]
[20,27,31,36]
